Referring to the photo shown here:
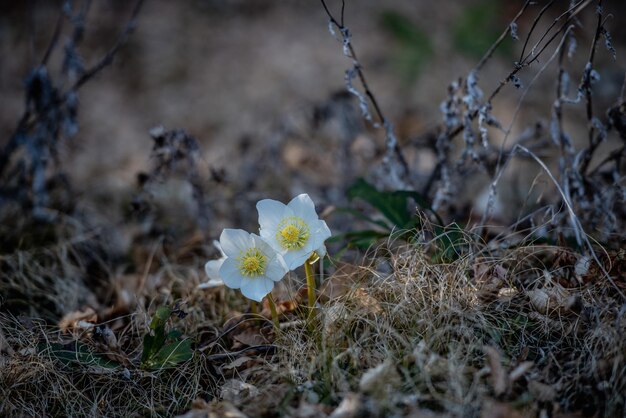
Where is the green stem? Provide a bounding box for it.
[251,300,258,315]
[267,293,280,332]
[305,254,317,320]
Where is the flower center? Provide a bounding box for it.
[237,248,267,277]
[276,216,310,250]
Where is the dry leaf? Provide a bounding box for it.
[481,400,525,418]
[528,380,557,402]
[329,393,362,418]
[58,307,97,334]
[221,356,255,372]
[220,379,260,403]
[232,328,268,349]
[484,346,507,396]
[475,263,508,302]
[359,359,401,398]
[527,284,570,315]
[509,361,534,383]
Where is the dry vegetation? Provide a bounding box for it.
[1,0,625,417]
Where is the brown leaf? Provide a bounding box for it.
[509,361,534,383]
[484,346,507,396]
[526,284,571,315]
[221,356,256,372]
[232,327,268,349]
[481,400,525,418]
[475,263,508,302]
[58,307,97,334]
[528,380,557,402]
[329,393,362,418]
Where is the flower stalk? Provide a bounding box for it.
[305,252,319,321]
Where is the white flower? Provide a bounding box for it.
[217,228,288,302]
[198,240,226,289]
[257,194,331,270]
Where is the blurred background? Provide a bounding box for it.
[1,0,625,238]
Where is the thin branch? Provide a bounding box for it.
[475,0,532,72]
[579,0,605,175]
[518,0,557,64]
[320,0,410,182]
[73,0,145,90]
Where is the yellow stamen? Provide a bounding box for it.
[237,248,267,277]
[276,216,310,250]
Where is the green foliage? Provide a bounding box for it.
[46,341,119,369]
[331,178,436,249]
[332,179,468,263]
[453,0,512,59]
[141,305,193,370]
[380,10,433,83]
[432,222,466,263]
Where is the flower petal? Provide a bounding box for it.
[240,277,274,302]
[315,245,327,258]
[197,279,223,289]
[283,248,311,270]
[287,194,318,223]
[220,229,252,257]
[257,199,288,231]
[204,258,224,281]
[219,257,244,289]
[213,240,226,257]
[265,255,288,281]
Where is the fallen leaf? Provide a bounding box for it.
[220,379,260,402]
[232,328,268,349]
[359,359,401,398]
[528,380,557,402]
[481,400,525,418]
[58,307,97,334]
[484,346,507,396]
[509,361,534,383]
[329,393,362,418]
[221,356,255,372]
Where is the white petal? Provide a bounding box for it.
[265,255,288,281]
[219,257,244,289]
[257,199,288,230]
[283,248,311,270]
[306,220,331,250]
[204,258,225,281]
[287,194,318,223]
[220,229,251,257]
[198,279,223,289]
[258,230,282,254]
[213,240,226,257]
[317,219,332,240]
[315,245,327,258]
[240,277,274,302]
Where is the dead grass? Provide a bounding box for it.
[1,223,625,417]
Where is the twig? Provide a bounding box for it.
[320,0,410,184]
[73,0,144,90]
[578,0,605,175]
[476,0,532,72]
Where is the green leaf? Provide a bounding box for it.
[47,342,119,369]
[151,306,172,330]
[347,178,436,230]
[149,339,193,370]
[433,222,466,263]
[332,207,393,230]
[347,179,413,228]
